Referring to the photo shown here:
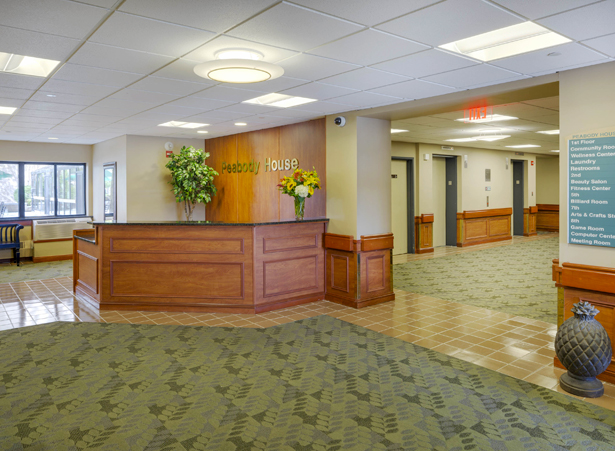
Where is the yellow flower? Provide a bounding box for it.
[287,180,296,190]
[308,186,314,196]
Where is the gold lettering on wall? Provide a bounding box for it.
[221,157,299,175]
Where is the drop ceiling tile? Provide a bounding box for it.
[8,116,63,125]
[191,110,252,121]
[15,109,73,119]
[0,87,35,100]
[63,114,116,125]
[0,0,108,40]
[280,82,357,101]
[120,0,279,32]
[70,0,117,7]
[152,59,218,84]
[49,126,98,134]
[30,91,103,106]
[215,103,279,115]
[0,73,45,91]
[53,64,143,88]
[0,98,26,108]
[0,25,80,61]
[192,86,263,103]
[128,76,208,96]
[308,29,428,66]
[90,12,215,57]
[3,125,53,134]
[69,43,175,74]
[522,97,559,111]
[147,105,210,117]
[109,89,180,104]
[293,101,350,114]
[240,77,309,94]
[582,33,615,58]
[369,79,457,99]
[489,43,607,76]
[91,97,158,112]
[375,0,522,46]
[319,68,410,91]
[0,133,40,141]
[21,101,83,113]
[292,0,440,26]
[538,2,615,41]
[277,54,359,81]
[421,65,524,89]
[329,91,403,107]
[372,49,478,78]
[167,96,234,111]
[185,35,298,63]
[39,79,119,97]
[492,0,599,20]
[253,109,317,119]
[227,2,364,52]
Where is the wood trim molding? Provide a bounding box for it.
[34,238,73,243]
[360,233,394,251]
[420,214,434,223]
[530,205,538,214]
[33,254,72,263]
[537,204,560,211]
[324,233,354,252]
[552,259,562,285]
[561,262,615,295]
[461,208,513,219]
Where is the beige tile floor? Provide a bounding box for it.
[0,233,613,411]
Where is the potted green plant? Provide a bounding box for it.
[165,146,218,221]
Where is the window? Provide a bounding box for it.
[0,161,86,220]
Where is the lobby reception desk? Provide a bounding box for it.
[73,219,328,314]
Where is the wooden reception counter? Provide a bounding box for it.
[73,219,328,314]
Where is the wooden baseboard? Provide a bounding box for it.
[416,247,434,254]
[537,227,559,232]
[255,294,326,313]
[0,256,33,264]
[523,232,538,237]
[325,292,395,309]
[33,254,73,263]
[554,357,615,385]
[457,236,512,247]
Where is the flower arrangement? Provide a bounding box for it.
[277,168,321,220]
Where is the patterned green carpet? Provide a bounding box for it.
[0,259,73,283]
[393,238,559,324]
[2,316,615,450]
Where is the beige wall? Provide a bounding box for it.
[356,117,391,237]
[326,115,358,236]
[394,142,537,214]
[125,136,205,222]
[560,61,615,267]
[93,135,127,222]
[0,140,93,216]
[536,157,559,205]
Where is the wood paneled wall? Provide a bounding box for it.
[324,233,395,308]
[414,214,434,254]
[523,206,538,237]
[205,119,326,223]
[456,208,512,247]
[537,204,559,232]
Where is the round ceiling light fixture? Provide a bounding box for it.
[194,48,283,84]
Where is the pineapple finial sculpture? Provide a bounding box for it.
[555,301,612,398]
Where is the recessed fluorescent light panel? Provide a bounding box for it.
[244,93,317,108]
[475,134,511,142]
[0,106,17,115]
[440,22,571,62]
[551,150,560,153]
[197,131,209,134]
[0,52,60,77]
[158,121,208,129]
[391,129,408,134]
[445,137,478,142]
[505,144,541,148]
[537,130,560,135]
[455,114,518,123]
[235,122,247,126]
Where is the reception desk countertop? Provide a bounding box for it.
[90,218,329,226]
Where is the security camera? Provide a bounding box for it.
[334,116,346,127]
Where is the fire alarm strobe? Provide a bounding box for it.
[165,142,174,151]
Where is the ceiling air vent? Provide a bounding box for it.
[441,146,454,151]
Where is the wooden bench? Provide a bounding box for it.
[0,224,24,266]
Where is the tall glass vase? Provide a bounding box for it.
[294,197,305,221]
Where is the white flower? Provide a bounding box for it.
[294,184,309,198]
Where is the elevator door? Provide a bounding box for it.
[391,159,408,255]
[445,157,458,246]
[433,158,446,247]
[513,161,524,236]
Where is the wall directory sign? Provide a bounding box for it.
[568,130,615,248]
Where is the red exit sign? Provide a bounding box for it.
[464,106,492,122]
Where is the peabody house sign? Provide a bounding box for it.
[221,157,299,175]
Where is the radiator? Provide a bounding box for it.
[20,240,33,257]
[33,217,93,241]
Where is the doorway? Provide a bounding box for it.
[512,160,524,236]
[103,162,117,223]
[391,157,414,254]
[433,155,458,247]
